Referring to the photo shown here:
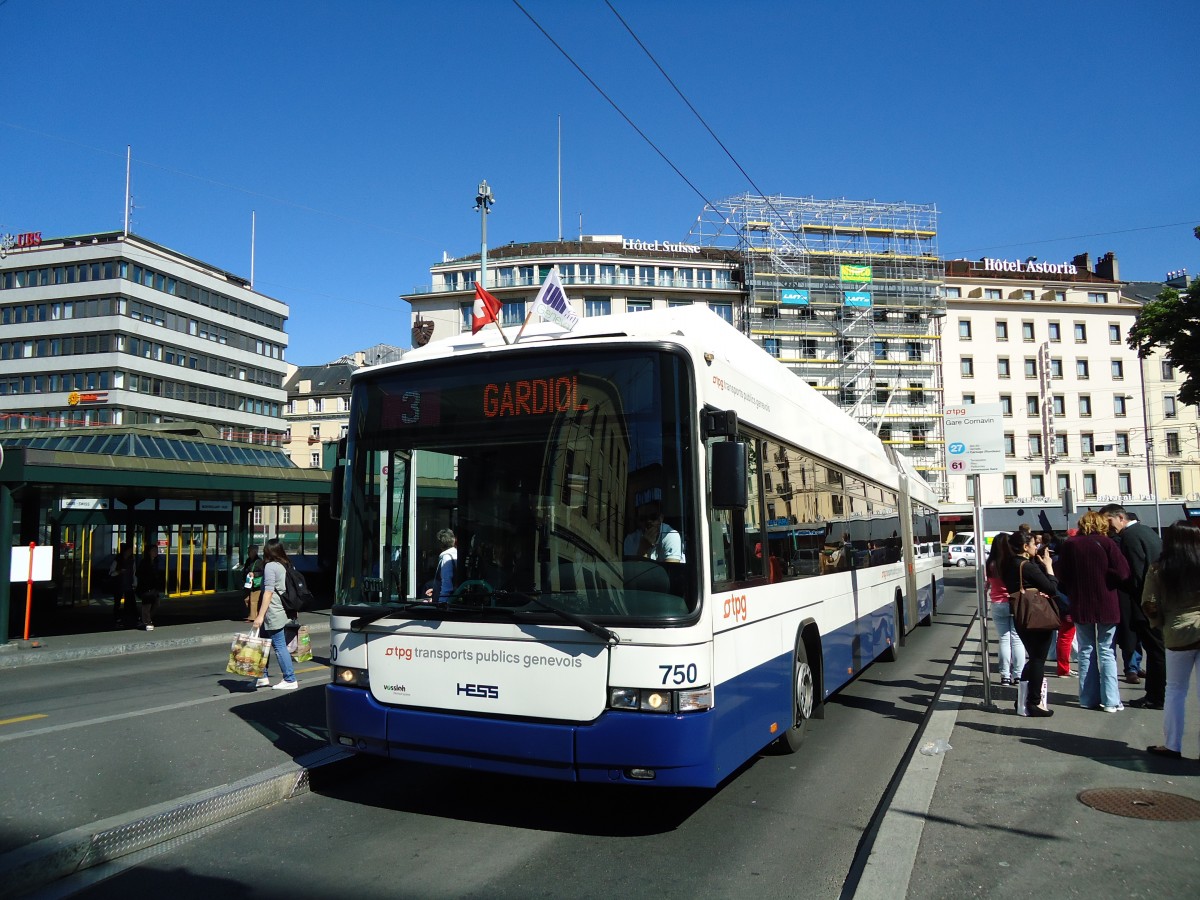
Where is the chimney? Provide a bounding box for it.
[1095,251,1120,282]
[1072,252,1091,273]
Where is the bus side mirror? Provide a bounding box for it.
[329,465,344,520]
[711,441,748,510]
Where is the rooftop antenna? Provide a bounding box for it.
[250,210,256,289]
[557,115,562,241]
[123,145,131,236]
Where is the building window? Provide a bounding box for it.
[1165,395,1178,418]
[1055,434,1069,456]
[1166,432,1181,456]
[1031,474,1045,496]
[1050,358,1064,379]
[1169,471,1184,496]
[874,340,889,360]
[1004,432,1016,456]
[1000,394,1013,416]
[309,506,319,525]
[253,508,262,525]
[1057,474,1071,496]
[1024,357,1037,378]
[1028,433,1043,456]
[310,423,320,438]
[1081,433,1095,456]
[958,319,972,340]
[1087,292,1109,304]
[1003,473,1017,499]
[1027,395,1039,416]
[1053,395,1066,416]
[909,382,926,404]
[906,342,922,362]
[1116,432,1130,455]
[961,357,974,377]
[942,286,961,299]
[502,301,527,326]
[1162,359,1175,381]
[1077,359,1090,379]
[1022,321,1035,341]
[280,507,291,525]
[1115,395,1129,417]
[966,477,976,501]
[1074,322,1087,342]
[763,338,780,358]
[1079,395,1092,417]
[998,357,1011,378]
[996,321,1009,341]
[1054,290,1067,302]
[584,297,611,317]
[962,393,976,405]
[1083,472,1097,497]
[1118,472,1132,495]
[1111,359,1124,380]
[310,452,320,468]
[985,289,1003,300]
[1109,324,1121,344]
[1022,289,1035,301]
[626,299,652,313]
[1048,321,1061,342]
[710,303,733,324]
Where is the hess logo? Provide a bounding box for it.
[457,683,499,699]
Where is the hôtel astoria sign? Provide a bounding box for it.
[980,257,1078,276]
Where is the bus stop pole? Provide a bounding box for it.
[973,475,997,710]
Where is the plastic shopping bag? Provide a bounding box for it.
[287,623,313,663]
[226,628,271,677]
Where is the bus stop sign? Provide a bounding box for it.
[944,404,1004,475]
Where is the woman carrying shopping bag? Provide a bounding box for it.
[250,537,299,691]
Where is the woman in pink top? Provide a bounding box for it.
[986,533,1026,685]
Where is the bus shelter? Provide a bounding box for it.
[0,424,331,644]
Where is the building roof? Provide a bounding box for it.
[436,237,743,268]
[284,363,356,396]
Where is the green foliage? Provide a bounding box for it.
[1128,277,1200,406]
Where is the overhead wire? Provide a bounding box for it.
[510,0,722,217]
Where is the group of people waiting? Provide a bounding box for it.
[109,542,164,631]
[984,504,1200,758]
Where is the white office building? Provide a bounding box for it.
[0,230,289,440]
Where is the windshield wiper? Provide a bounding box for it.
[349,600,442,631]
[504,590,620,645]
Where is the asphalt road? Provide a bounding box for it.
[13,579,979,900]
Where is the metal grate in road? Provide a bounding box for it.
[1077,787,1200,821]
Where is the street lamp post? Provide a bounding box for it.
[475,179,495,296]
[1136,360,1162,532]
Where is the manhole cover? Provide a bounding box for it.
[1078,788,1200,821]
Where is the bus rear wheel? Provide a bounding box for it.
[776,635,815,754]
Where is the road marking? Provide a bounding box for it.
[294,664,327,675]
[0,713,48,727]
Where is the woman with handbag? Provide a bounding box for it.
[1140,520,1200,759]
[1056,511,1130,712]
[1003,529,1060,717]
[985,533,1026,686]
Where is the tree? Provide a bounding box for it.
[1126,227,1200,405]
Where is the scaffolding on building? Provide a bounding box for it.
[690,194,947,496]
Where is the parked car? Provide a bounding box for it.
[945,542,977,567]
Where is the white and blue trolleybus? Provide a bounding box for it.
[326,306,942,787]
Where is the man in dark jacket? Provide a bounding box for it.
[1100,504,1164,709]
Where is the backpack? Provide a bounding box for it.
[280,563,314,616]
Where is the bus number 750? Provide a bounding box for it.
[660,664,698,685]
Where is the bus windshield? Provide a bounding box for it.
[337,347,697,622]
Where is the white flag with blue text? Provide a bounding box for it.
[530,267,578,331]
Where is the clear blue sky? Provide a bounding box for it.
[2,0,1197,364]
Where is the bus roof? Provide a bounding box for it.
[371,306,933,500]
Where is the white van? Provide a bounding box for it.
[943,532,1004,567]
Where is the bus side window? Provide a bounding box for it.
[707,436,765,585]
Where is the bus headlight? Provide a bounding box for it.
[333,666,369,688]
[608,686,711,713]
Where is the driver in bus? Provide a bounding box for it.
[624,501,684,563]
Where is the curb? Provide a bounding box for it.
[0,622,331,669]
[0,745,356,899]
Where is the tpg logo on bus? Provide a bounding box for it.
[723,594,748,622]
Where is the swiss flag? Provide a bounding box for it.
[472,283,503,334]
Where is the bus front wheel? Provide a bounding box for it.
[776,635,815,754]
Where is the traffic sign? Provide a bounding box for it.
[944,404,1005,475]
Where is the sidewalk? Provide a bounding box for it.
[856,616,1200,899]
[0,591,329,668]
